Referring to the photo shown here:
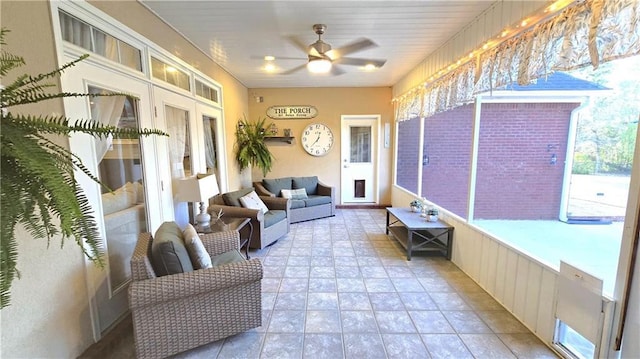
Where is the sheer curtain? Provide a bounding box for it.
[203,118,217,170]
[165,106,188,179]
[90,91,126,162]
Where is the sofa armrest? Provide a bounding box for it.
[201,230,240,256]
[208,204,264,222]
[261,196,290,211]
[253,182,276,197]
[317,180,335,199]
[129,258,263,308]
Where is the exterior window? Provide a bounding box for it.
[151,57,190,91]
[58,11,142,71]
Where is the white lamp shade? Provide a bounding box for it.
[176,173,220,203]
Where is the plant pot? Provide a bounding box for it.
[410,206,420,213]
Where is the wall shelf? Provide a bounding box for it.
[264,136,295,144]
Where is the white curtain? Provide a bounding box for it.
[91,94,126,162]
[166,106,188,179]
[59,12,91,49]
[203,119,217,170]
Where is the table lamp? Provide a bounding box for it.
[176,173,220,232]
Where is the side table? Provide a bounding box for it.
[199,218,253,259]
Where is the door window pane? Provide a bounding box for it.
[165,105,191,178]
[350,126,371,163]
[90,86,147,293]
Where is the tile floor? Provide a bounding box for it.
[171,209,558,359]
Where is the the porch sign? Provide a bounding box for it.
[267,105,318,119]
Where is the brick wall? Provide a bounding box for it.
[422,104,473,218]
[475,102,579,219]
[396,117,421,194]
[418,102,580,220]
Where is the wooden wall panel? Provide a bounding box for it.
[503,250,519,311]
[524,262,543,330]
[495,244,508,304]
[536,269,559,342]
[514,255,530,319]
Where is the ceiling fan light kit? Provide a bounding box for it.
[307,58,332,73]
[276,23,386,76]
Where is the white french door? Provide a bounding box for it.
[153,88,224,227]
[63,58,163,339]
[341,115,380,204]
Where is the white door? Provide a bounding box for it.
[153,87,199,228]
[196,103,228,193]
[341,115,380,204]
[63,59,162,339]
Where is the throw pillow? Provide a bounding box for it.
[281,188,308,200]
[222,187,255,207]
[151,221,194,276]
[239,191,269,214]
[183,224,213,269]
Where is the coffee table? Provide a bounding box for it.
[386,207,454,260]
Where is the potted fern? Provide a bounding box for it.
[234,116,274,176]
[0,29,165,308]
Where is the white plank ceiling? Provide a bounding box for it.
[140,1,496,89]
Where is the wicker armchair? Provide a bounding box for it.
[129,230,263,359]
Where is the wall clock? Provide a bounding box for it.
[302,123,334,156]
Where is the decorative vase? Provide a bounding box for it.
[410,206,420,213]
[427,214,438,222]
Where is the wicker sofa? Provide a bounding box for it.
[129,228,263,359]
[254,176,335,223]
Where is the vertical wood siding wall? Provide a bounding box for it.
[441,211,559,342]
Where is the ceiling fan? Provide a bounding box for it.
[280,24,386,76]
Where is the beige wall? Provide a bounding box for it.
[248,87,393,205]
[0,1,249,357]
[89,0,250,190]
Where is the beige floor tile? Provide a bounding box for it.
[459,333,517,358]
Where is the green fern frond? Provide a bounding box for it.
[0,53,25,77]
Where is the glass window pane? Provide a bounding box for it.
[195,79,218,102]
[92,28,119,62]
[395,117,421,194]
[421,105,473,219]
[89,86,147,292]
[118,41,142,71]
[350,126,371,163]
[151,57,190,91]
[59,11,91,50]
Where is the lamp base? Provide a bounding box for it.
[195,202,211,232]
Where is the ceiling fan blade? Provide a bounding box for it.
[327,38,377,59]
[280,63,307,75]
[334,57,387,68]
[286,36,311,54]
[330,65,346,76]
[250,55,307,60]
